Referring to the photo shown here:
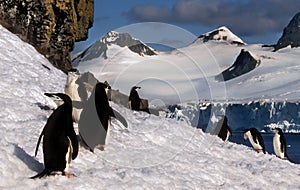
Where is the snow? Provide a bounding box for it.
[1,24,300,189]
[77,32,300,105]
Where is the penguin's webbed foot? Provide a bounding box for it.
[63,171,76,178]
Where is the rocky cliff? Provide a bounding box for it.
[0,0,94,72]
[274,12,300,51]
[215,49,261,81]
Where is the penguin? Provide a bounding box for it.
[215,116,232,142]
[31,93,78,179]
[64,69,88,123]
[104,81,112,101]
[243,128,266,154]
[273,128,288,159]
[78,82,127,152]
[129,86,141,111]
[129,86,150,113]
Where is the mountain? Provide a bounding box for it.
[1,24,300,189]
[76,27,300,104]
[72,31,156,67]
[196,26,245,45]
[215,49,261,81]
[75,25,300,133]
[275,12,300,51]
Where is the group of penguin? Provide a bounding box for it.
[218,116,289,160]
[30,68,290,179]
[31,69,147,179]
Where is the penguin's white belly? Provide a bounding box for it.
[65,137,73,172]
[249,137,262,150]
[273,134,284,158]
[65,84,82,123]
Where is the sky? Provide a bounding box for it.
[73,0,300,53]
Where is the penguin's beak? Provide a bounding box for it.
[44,93,54,98]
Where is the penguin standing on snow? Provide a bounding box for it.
[79,82,127,151]
[64,69,88,123]
[215,116,232,142]
[31,93,78,179]
[273,128,288,159]
[129,86,150,113]
[243,128,266,154]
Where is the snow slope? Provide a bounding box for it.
[1,25,300,189]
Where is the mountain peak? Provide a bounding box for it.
[197,26,245,45]
[100,31,120,43]
[72,31,156,65]
[100,31,156,57]
[274,12,300,51]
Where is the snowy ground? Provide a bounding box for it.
[1,25,300,189]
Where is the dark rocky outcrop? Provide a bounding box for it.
[0,0,94,72]
[274,12,300,51]
[215,49,261,81]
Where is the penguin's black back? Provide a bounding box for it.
[216,116,232,141]
[129,86,141,111]
[95,83,111,131]
[276,128,287,156]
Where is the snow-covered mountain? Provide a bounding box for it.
[76,27,300,103]
[75,26,300,132]
[1,24,300,189]
[196,26,245,45]
[72,31,156,67]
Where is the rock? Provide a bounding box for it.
[274,12,300,51]
[215,49,261,81]
[0,0,94,73]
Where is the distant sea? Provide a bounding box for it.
[229,132,300,164]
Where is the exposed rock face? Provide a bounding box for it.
[0,0,94,72]
[215,49,261,81]
[275,12,300,51]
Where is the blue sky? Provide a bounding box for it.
[73,0,300,53]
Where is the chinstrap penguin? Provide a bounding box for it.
[243,128,266,154]
[215,116,232,142]
[64,69,88,123]
[273,128,288,159]
[129,86,150,113]
[31,93,78,179]
[79,82,127,152]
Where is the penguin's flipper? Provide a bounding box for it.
[34,128,45,157]
[110,107,128,128]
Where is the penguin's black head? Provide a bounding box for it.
[67,68,80,80]
[68,68,79,74]
[243,129,250,133]
[44,93,72,106]
[104,81,111,89]
[273,127,283,134]
[131,86,141,91]
[96,82,108,90]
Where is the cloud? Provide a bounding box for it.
[125,0,300,36]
